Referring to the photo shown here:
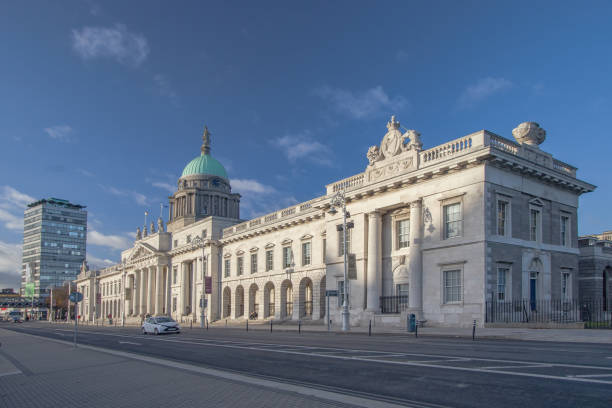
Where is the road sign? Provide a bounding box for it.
[69,292,83,303]
[204,277,212,294]
[326,290,338,297]
[24,283,35,297]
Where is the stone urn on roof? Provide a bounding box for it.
[512,122,546,147]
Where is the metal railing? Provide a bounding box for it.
[485,298,611,329]
[380,296,409,314]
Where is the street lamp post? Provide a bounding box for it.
[328,190,351,332]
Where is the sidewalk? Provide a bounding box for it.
[207,320,612,343]
[0,328,371,408]
[49,319,612,343]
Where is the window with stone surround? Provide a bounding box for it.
[302,242,311,266]
[529,208,541,242]
[282,246,292,268]
[443,269,462,303]
[173,267,177,284]
[251,253,257,274]
[224,259,230,278]
[443,203,462,239]
[266,250,273,271]
[337,228,351,256]
[497,199,510,237]
[237,257,244,276]
[397,219,410,249]
[561,268,572,300]
[497,266,510,301]
[560,214,570,247]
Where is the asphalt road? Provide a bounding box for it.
[2,321,611,408]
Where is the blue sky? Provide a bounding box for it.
[1,1,611,288]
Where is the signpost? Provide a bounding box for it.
[69,292,83,347]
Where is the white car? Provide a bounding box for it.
[141,316,180,335]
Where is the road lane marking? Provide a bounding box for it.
[119,341,142,345]
[481,364,553,369]
[573,373,612,378]
[13,330,446,408]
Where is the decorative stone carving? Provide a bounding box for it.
[381,115,403,158]
[367,145,383,165]
[157,217,165,233]
[404,129,423,151]
[136,227,142,240]
[150,221,156,234]
[512,122,546,147]
[143,226,148,237]
[80,260,88,273]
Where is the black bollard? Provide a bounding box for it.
[246,320,249,332]
[206,319,209,330]
[415,321,418,338]
[472,320,476,341]
[225,319,227,327]
[298,320,301,334]
[190,320,193,329]
[368,319,372,336]
[270,320,273,332]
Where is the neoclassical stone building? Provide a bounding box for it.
[75,117,595,327]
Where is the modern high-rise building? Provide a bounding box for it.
[21,198,87,297]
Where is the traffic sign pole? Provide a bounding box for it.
[74,301,78,348]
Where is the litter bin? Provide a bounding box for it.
[408,314,416,332]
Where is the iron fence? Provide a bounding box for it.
[485,298,611,329]
[380,296,409,314]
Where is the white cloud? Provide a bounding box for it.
[0,186,35,231]
[395,49,409,62]
[231,179,276,194]
[87,253,115,270]
[44,125,74,142]
[151,181,175,194]
[457,77,512,108]
[72,24,149,67]
[153,74,179,106]
[273,131,332,166]
[78,169,95,177]
[0,240,21,289]
[99,184,148,206]
[87,229,131,251]
[313,85,408,119]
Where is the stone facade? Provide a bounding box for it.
[75,118,595,328]
[578,236,612,307]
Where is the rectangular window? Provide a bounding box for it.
[396,284,409,305]
[224,259,230,278]
[443,269,462,303]
[338,229,351,256]
[444,203,462,239]
[322,238,326,263]
[172,268,177,284]
[337,280,345,307]
[302,242,311,266]
[561,269,571,300]
[172,297,177,312]
[266,250,273,271]
[250,253,257,274]
[497,200,509,236]
[397,219,410,249]
[530,209,540,241]
[282,246,292,268]
[237,257,244,276]
[560,215,570,247]
[497,267,509,301]
[186,235,191,243]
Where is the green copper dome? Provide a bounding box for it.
[181,153,228,179]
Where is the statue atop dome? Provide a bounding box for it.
[201,126,211,155]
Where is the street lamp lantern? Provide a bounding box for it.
[327,189,352,332]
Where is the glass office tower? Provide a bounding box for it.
[21,198,87,297]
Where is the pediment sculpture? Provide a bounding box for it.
[367,116,423,166]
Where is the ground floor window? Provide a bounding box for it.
[396,284,409,304]
[443,269,462,303]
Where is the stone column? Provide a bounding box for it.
[408,199,423,314]
[192,259,198,321]
[133,271,140,317]
[181,262,187,317]
[139,268,147,316]
[155,264,162,315]
[166,266,172,315]
[147,266,154,315]
[366,211,382,311]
